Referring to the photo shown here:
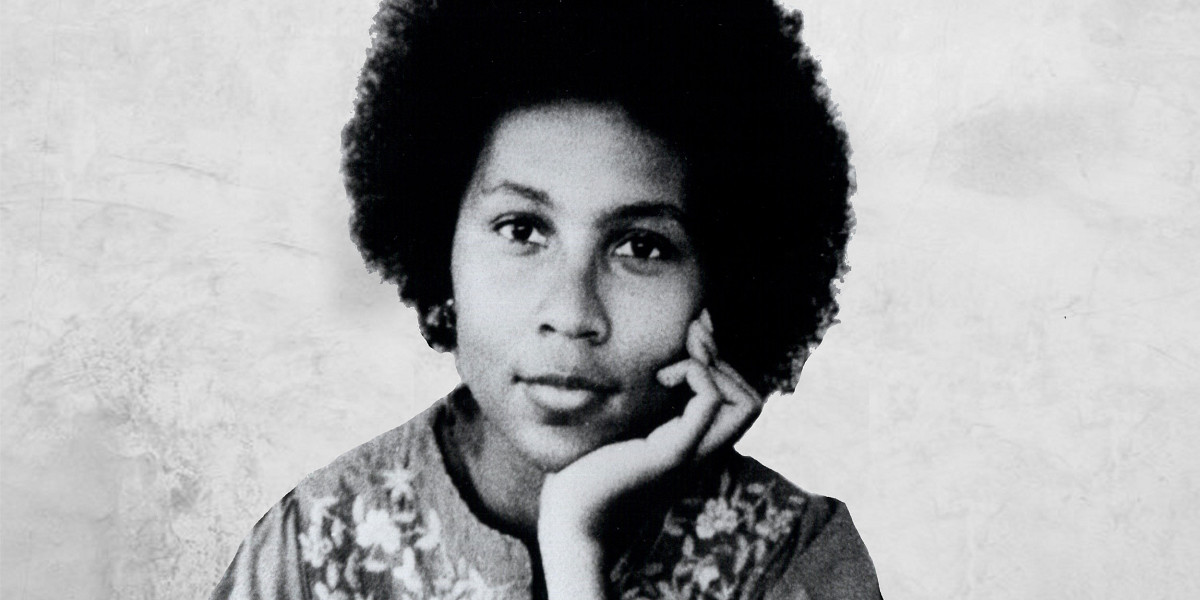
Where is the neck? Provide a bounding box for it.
[439,388,545,541]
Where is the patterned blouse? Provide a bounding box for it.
[211,391,882,600]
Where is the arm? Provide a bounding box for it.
[537,310,764,600]
[763,500,883,600]
[210,494,309,600]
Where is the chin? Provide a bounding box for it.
[516,427,610,473]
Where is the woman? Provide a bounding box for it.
[213,0,881,598]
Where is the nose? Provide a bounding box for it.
[536,255,611,344]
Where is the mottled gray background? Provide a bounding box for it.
[3,0,1198,598]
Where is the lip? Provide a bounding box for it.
[515,372,620,420]
[518,373,620,393]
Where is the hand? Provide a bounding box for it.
[537,309,764,599]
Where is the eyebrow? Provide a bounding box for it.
[480,178,689,228]
[479,180,552,206]
[604,202,688,226]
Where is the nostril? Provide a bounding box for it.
[539,316,606,341]
[536,261,611,343]
[537,302,609,343]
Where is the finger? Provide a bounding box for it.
[691,317,717,363]
[657,358,691,387]
[662,357,756,404]
[695,366,764,458]
[713,359,757,399]
[645,359,722,468]
[711,361,762,408]
[657,356,760,461]
[685,319,713,365]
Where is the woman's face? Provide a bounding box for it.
[450,101,704,472]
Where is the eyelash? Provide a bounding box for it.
[494,216,549,248]
[492,216,679,263]
[613,231,676,261]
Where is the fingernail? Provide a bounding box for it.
[700,309,714,332]
[658,367,682,386]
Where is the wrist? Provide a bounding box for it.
[538,527,607,600]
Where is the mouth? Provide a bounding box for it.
[515,372,620,420]
[518,373,619,393]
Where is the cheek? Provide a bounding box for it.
[608,290,698,434]
[450,238,514,383]
[609,279,701,371]
[452,230,519,328]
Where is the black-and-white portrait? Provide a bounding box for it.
[2,0,1197,598]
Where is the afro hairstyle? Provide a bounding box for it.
[343,0,854,396]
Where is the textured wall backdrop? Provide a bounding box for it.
[3,0,1198,598]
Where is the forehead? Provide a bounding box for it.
[470,102,685,209]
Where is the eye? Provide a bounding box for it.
[613,232,674,261]
[494,216,548,247]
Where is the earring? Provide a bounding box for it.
[422,297,457,351]
[440,297,456,330]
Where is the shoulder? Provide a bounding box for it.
[669,452,850,553]
[722,456,863,556]
[211,398,456,600]
[290,399,444,503]
[614,452,882,600]
[726,457,882,600]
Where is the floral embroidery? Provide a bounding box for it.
[695,498,739,540]
[298,465,498,600]
[300,526,334,568]
[381,467,417,503]
[285,401,810,600]
[357,507,404,554]
[615,470,807,600]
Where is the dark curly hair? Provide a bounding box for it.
[343,0,853,396]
